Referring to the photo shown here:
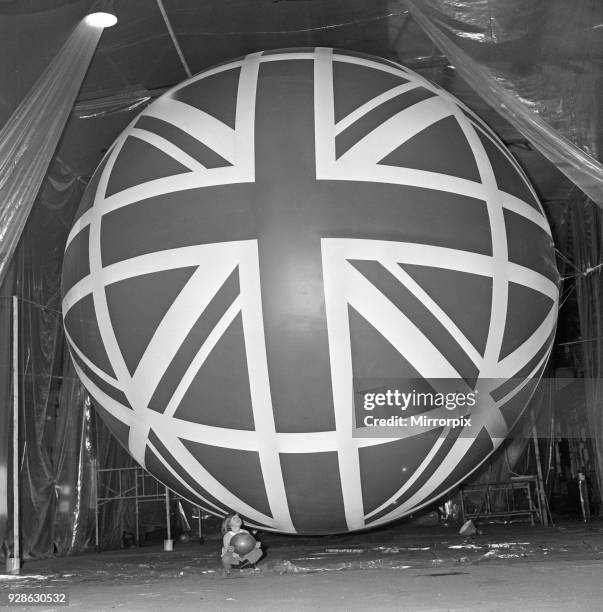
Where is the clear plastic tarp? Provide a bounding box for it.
[0,18,103,290]
[404,0,603,205]
[0,157,134,558]
[0,13,125,558]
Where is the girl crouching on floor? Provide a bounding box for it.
[221,513,262,570]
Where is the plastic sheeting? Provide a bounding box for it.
[0,17,103,291]
[73,90,154,119]
[404,0,603,206]
[0,157,134,558]
[568,197,603,508]
[0,266,15,553]
[1,158,84,557]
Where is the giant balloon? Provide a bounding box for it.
[62,48,558,534]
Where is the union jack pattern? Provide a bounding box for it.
[62,48,558,534]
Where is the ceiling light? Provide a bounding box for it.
[85,12,118,28]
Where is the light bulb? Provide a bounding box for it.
[85,12,118,27]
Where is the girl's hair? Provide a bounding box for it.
[221,513,240,534]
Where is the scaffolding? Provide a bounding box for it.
[93,464,204,549]
[459,475,544,525]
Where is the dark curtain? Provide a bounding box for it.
[570,197,603,509]
[0,159,133,558]
[0,264,16,556]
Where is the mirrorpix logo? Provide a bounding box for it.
[360,382,476,430]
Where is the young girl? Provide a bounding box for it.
[221,513,262,571]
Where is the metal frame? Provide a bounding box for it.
[460,476,544,525]
[94,465,203,549]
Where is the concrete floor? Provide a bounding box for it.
[2,521,602,611]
